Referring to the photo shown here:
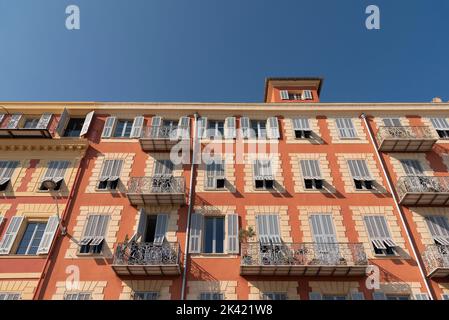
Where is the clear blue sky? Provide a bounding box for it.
[0,0,448,103]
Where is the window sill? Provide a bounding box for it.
[0,254,47,259]
[190,253,239,258]
[100,138,139,143]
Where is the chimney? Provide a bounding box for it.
[432,97,443,103]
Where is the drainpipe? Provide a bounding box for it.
[360,113,435,300]
[181,112,199,300]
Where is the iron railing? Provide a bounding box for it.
[241,242,367,267]
[113,241,180,266]
[127,176,185,194]
[422,244,449,274]
[397,176,449,198]
[142,126,189,140]
[376,126,435,142]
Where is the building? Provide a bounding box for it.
[0,78,449,300]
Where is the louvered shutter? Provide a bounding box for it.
[136,208,147,241]
[425,216,449,245]
[6,114,22,129]
[430,118,449,130]
[255,160,272,179]
[372,292,387,300]
[279,90,289,100]
[0,161,18,186]
[55,108,70,136]
[309,292,322,300]
[441,294,449,300]
[415,293,429,300]
[348,160,371,180]
[197,117,207,138]
[154,214,168,245]
[401,160,424,176]
[302,90,313,100]
[150,116,162,138]
[36,113,53,129]
[351,292,365,300]
[300,160,322,179]
[227,214,239,253]
[80,111,95,137]
[53,161,69,183]
[0,113,4,126]
[189,213,203,253]
[240,117,250,139]
[256,215,270,245]
[364,215,397,249]
[178,116,190,139]
[205,162,216,189]
[0,216,4,227]
[257,214,280,244]
[154,160,173,177]
[101,116,116,138]
[310,214,337,244]
[99,160,113,182]
[37,215,60,254]
[0,216,24,254]
[382,118,401,127]
[292,118,310,130]
[109,160,123,180]
[224,117,236,139]
[336,118,357,138]
[130,116,144,138]
[267,117,280,139]
[42,161,58,181]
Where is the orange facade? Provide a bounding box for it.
[0,78,448,300]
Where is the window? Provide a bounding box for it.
[0,161,19,191]
[199,292,224,300]
[63,118,84,137]
[279,90,289,100]
[133,291,159,300]
[39,160,69,191]
[64,292,92,300]
[347,160,374,190]
[142,214,168,245]
[152,159,175,191]
[0,293,21,300]
[253,160,274,190]
[300,160,323,190]
[425,216,449,245]
[102,116,145,139]
[386,295,410,301]
[323,295,347,300]
[23,118,40,129]
[292,118,312,138]
[309,214,339,262]
[256,214,281,245]
[205,160,225,190]
[335,118,357,138]
[15,222,46,255]
[262,292,287,300]
[113,119,133,138]
[250,120,267,139]
[206,120,225,139]
[382,118,402,127]
[364,215,398,255]
[79,215,109,254]
[204,216,225,254]
[98,159,123,190]
[400,159,424,176]
[430,118,449,139]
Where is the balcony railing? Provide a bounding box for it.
[422,244,449,277]
[376,126,437,152]
[397,176,449,206]
[240,242,368,276]
[112,241,181,276]
[126,176,186,206]
[139,126,189,151]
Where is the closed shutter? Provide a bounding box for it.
[254,160,272,179]
[302,90,313,100]
[0,216,24,254]
[279,90,289,100]
[136,208,147,241]
[256,214,280,244]
[310,214,337,244]
[372,292,387,300]
[55,108,70,136]
[189,213,203,253]
[348,160,372,180]
[364,215,397,249]
[292,118,310,130]
[154,214,168,245]
[178,116,190,139]
[415,293,429,300]
[37,215,60,254]
[43,161,69,183]
[227,214,239,253]
[336,118,357,138]
[267,117,280,139]
[425,216,449,245]
[224,117,236,139]
[130,116,144,138]
[81,215,109,245]
[109,160,123,180]
[99,160,113,182]
[300,160,322,179]
[80,111,95,137]
[382,118,401,127]
[154,160,174,177]
[0,113,4,125]
[205,160,224,189]
[0,216,4,227]
[6,114,22,129]
[240,117,250,138]
[197,117,208,138]
[351,292,365,300]
[36,113,53,129]
[309,292,322,300]
[0,161,19,186]
[101,116,116,138]
[400,160,424,176]
[150,116,162,138]
[430,118,449,130]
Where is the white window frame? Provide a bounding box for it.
[335,118,357,138]
[364,215,398,255]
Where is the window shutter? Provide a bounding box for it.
[36,113,53,129]
[256,215,269,244]
[130,116,145,138]
[0,216,4,227]
[227,214,239,254]
[279,90,289,100]
[44,161,69,183]
[99,160,113,181]
[80,111,95,137]
[0,216,24,254]
[154,160,173,177]
[257,214,280,244]
[205,162,216,189]
[0,113,4,126]
[309,292,322,300]
[109,160,123,180]
[240,117,250,138]
[425,216,449,245]
[400,160,423,176]
[372,292,386,300]
[150,116,162,136]
[292,118,310,130]
[441,294,449,300]
[225,117,236,139]
[37,215,60,254]
[364,216,397,249]
[414,293,429,300]
[6,114,22,129]
[348,160,371,180]
[336,118,357,138]
[178,116,190,139]
[101,116,116,138]
[300,160,322,179]
[55,108,70,136]
[197,117,208,138]
[302,90,313,100]
[310,214,337,244]
[189,213,203,253]
[85,215,109,238]
[351,292,365,300]
[267,117,280,139]
[382,118,401,127]
[42,161,58,181]
[0,161,18,186]
[154,214,168,245]
[136,208,147,240]
[430,118,449,130]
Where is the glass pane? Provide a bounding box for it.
[215,217,224,253]
[204,217,214,253]
[16,222,47,255]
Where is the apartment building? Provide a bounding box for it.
[0,78,449,300]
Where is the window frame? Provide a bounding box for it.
[203,216,225,254]
[112,119,133,138]
[15,221,47,255]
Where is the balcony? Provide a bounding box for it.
[422,244,449,278]
[139,126,189,151]
[397,176,449,206]
[240,242,368,276]
[112,241,181,276]
[376,126,437,152]
[126,176,186,206]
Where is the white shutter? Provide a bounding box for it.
[136,208,147,240]
[309,292,322,300]
[267,117,280,139]
[205,162,216,189]
[425,216,449,245]
[150,116,162,138]
[6,114,22,129]
[256,215,269,244]
[130,116,144,138]
[43,161,58,181]
[227,214,239,254]
[240,117,250,139]
[382,118,401,127]
[0,113,4,125]
[414,293,429,300]
[302,90,313,100]
[109,160,123,180]
[154,160,173,177]
[178,116,190,139]
[430,118,449,130]
[310,214,337,244]
[0,216,24,254]
[55,108,70,136]
[101,116,116,138]
[257,214,280,244]
[99,160,113,181]
[224,117,236,139]
[279,90,289,100]
[351,292,365,300]
[0,216,4,227]
[80,111,94,137]
[372,292,387,300]
[37,215,60,254]
[189,213,203,253]
[401,160,424,176]
[154,214,168,245]
[441,294,449,300]
[364,215,397,249]
[36,113,53,129]
[292,118,310,130]
[197,117,207,138]
[0,161,18,186]
[336,118,357,138]
[348,160,371,180]
[300,160,322,179]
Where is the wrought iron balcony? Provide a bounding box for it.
[422,244,449,277]
[139,126,189,151]
[397,176,449,206]
[112,241,181,276]
[240,242,368,276]
[376,126,437,152]
[126,176,186,206]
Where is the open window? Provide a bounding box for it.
[205,159,225,190]
[348,159,374,190]
[400,159,424,176]
[0,161,19,191]
[425,216,449,247]
[364,215,398,256]
[136,213,169,245]
[97,159,123,190]
[56,109,95,138]
[254,160,274,190]
[430,118,449,139]
[199,292,224,300]
[133,291,159,300]
[79,215,109,254]
[292,118,312,138]
[39,160,69,191]
[300,159,323,190]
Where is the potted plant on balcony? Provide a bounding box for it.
[239,227,256,265]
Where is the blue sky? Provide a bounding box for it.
[0,0,448,103]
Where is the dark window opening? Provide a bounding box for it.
[64,118,84,137]
[144,216,157,243]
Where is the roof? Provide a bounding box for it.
[263,77,324,102]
